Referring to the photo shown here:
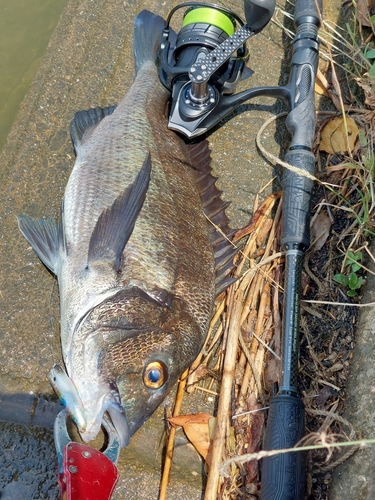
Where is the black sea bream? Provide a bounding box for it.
[18,10,235,446]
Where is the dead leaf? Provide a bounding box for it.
[356,78,375,110]
[310,210,332,251]
[316,386,333,409]
[263,357,280,390]
[315,82,329,97]
[328,362,344,373]
[167,413,214,460]
[319,116,359,154]
[356,0,375,27]
[168,413,212,427]
[315,69,329,97]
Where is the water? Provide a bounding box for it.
[0,0,68,154]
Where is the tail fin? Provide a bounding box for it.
[133,10,165,73]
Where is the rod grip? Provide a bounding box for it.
[294,0,322,26]
[260,394,306,500]
[281,149,315,248]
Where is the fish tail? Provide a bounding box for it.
[133,10,165,73]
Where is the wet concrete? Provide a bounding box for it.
[0,0,69,153]
[0,0,366,498]
[1,421,57,500]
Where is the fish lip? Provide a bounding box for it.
[107,406,130,447]
[50,364,129,447]
[76,387,130,447]
[103,384,130,447]
[78,399,130,448]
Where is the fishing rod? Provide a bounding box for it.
[260,1,321,498]
[159,0,321,498]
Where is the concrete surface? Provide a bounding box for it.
[0,0,368,499]
[0,0,286,497]
[330,266,375,500]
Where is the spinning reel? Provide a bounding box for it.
[158,0,277,137]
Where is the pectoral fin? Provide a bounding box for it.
[18,214,61,274]
[87,153,151,272]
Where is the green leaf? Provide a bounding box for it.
[348,272,358,289]
[369,63,375,77]
[370,14,375,26]
[347,289,357,297]
[363,156,374,171]
[347,250,362,261]
[358,128,368,147]
[356,277,365,289]
[365,49,375,59]
[351,263,361,273]
[333,274,349,286]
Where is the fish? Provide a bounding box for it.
[18,10,236,447]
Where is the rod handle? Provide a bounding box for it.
[281,149,315,248]
[260,394,306,500]
[294,0,322,26]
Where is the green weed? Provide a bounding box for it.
[333,250,364,297]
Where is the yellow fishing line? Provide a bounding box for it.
[183,7,235,36]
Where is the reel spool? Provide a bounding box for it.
[159,3,246,95]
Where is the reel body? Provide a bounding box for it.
[158,0,277,137]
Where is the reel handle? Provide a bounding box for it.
[189,0,276,85]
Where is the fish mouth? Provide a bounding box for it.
[49,364,130,447]
[79,393,130,448]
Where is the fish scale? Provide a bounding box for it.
[18,10,236,447]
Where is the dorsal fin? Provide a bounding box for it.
[70,105,116,153]
[184,140,238,295]
[87,153,151,272]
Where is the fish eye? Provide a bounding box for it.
[143,361,167,389]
